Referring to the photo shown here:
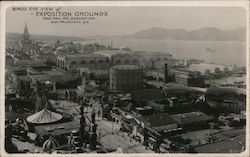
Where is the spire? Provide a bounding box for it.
[23,22,30,41]
[24,22,29,34]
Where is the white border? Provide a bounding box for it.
[0,1,249,157]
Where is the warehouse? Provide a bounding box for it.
[110,65,143,92]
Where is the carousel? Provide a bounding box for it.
[26,108,62,124]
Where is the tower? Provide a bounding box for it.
[23,22,30,41]
[164,63,169,83]
[21,22,33,55]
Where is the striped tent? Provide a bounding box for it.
[43,136,60,151]
[26,108,62,124]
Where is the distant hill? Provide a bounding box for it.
[6,32,85,42]
[122,27,246,41]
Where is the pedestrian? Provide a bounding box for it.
[65,90,69,100]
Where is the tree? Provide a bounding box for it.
[143,128,149,146]
[90,132,97,150]
[79,105,86,145]
[91,113,96,123]
[214,67,221,73]
[204,69,211,75]
[223,67,231,75]
[224,67,229,72]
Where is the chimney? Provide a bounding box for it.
[164,63,169,83]
[151,61,155,70]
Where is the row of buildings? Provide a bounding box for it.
[7,23,206,92]
[109,86,246,152]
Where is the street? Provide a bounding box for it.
[97,119,153,153]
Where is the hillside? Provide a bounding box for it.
[122,27,246,41]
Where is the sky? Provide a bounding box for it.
[6,6,246,37]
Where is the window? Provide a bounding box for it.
[90,60,95,64]
[81,60,86,64]
[99,60,103,63]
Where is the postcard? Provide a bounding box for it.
[0,1,249,156]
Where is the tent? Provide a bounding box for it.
[43,136,60,151]
[26,109,62,124]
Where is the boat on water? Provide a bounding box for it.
[205,47,215,53]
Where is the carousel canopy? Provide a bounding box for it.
[26,108,62,124]
[43,136,60,151]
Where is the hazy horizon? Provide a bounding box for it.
[6,26,246,38]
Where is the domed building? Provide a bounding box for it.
[43,136,60,152]
[205,87,246,113]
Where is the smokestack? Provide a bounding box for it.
[151,61,155,70]
[164,63,168,83]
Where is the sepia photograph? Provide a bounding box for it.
[1,2,248,155]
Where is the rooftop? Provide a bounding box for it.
[49,74,80,83]
[131,88,165,101]
[34,120,80,137]
[94,50,134,58]
[195,135,245,153]
[206,87,246,96]
[165,86,205,95]
[44,70,65,77]
[63,53,107,59]
[170,112,214,125]
[112,65,142,70]
[170,69,204,78]
[30,74,50,82]
[143,113,177,127]
[31,66,52,72]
